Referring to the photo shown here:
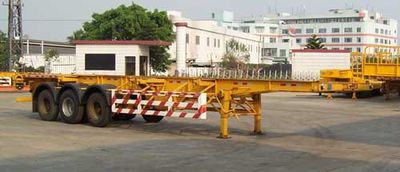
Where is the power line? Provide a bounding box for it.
[0,19,90,22]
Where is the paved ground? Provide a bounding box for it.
[1,92,400,172]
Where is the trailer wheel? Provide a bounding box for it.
[37,90,59,121]
[113,114,136,121]
[59,90,84,124]
[86,92,111,127]
[142,115,164,123]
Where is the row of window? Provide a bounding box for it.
[187,34,221,48]
[374,28,396,35]
[329,47,361,52]
[272,37,363,44]
[283,17,362,25]
[262,47,366,57]
[272,37,397,44]
[374,38,396,44]
[282,27,362,34]
[186,34,259,53]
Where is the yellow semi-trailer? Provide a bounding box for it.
[0,69,380,139]
[3,45,397,139]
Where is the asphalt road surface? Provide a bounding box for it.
[1,92,400,172]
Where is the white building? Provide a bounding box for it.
[74,40,170,76]
[218,8,398,62]
[167,11,265,73]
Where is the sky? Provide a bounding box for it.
[0,0,399,42]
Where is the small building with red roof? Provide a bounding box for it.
[73,40,171,76]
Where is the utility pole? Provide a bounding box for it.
[6,0,23,71]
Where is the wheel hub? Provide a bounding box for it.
[62,97,74,117]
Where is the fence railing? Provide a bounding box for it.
[172,68,319,81]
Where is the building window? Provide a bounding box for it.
[270,27,277,34]
[344,38,353,43]
[280,49,287,57]
[357,47,361,52]
[270,38,277,43]
[344,27,353,33]
[380,29,384,34]
[356,37,361,43]
[213,39,216,47]
[186,34,189,44]
[332,28,340,33]
[332,38,340,43]
[332,48,340,50]
[295,29,302,34]
[207,37,210,46]
[255,26,265,33]
[344,48,353,51]
[375,38,379,43]
[296,38,302,44]
[218,39,220,48]
[282,39,290,43]
[241,26,250,33]
[385,30,388,35]
[319,28,327,33]
[380,39,384,44]
[282,29,289,34]
[306,28,314,34]
[357,27,362,32]
[262,48,277,57]
[320,38,327,43]
[375,28,379,34]
[85,54,116,70]
[195,36,200,45]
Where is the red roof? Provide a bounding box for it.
[73,40,171,46]
[292,49,351,53]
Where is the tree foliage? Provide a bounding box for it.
[221,39,250,69]
[44,49,59,62]
[305,34,325,50]
[68,3,174,72]
[0,31,7,71]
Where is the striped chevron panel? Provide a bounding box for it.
[110,89,207,119]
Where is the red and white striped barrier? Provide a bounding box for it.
[0,77,12,87]
[111,90,207,119]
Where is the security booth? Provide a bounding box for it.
[73,40,171,76]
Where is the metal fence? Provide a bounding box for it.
[174,68,319,81]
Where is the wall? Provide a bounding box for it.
[291,50,351,79]
[22,54,76,74]
[75,44,149,76]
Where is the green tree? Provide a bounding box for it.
[68,3,174,72]
[305,34,325,50]
[0,31,7,71]
[43,49,59,62]
[221,39,250,69]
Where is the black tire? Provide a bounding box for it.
[59,90,84,124]
[142,115,164,123]
[113,114,136,121]
[37,89,59,121]
[86,92,111,127]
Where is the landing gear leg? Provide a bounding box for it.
[252,94,263,135]
[218,91,231,139]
